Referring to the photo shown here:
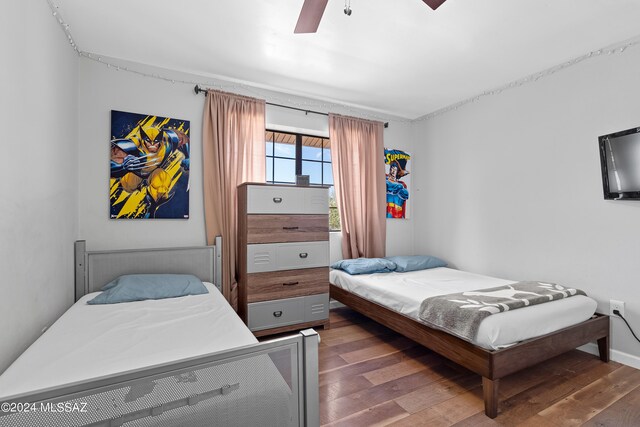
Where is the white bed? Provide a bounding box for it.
[0,283,256,397]
[330,267,597,349]
[0,242,320,427]
[0,283,299,427]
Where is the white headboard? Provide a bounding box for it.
[74,237,222,301]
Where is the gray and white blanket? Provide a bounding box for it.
[417,281,586,342]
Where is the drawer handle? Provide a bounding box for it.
[272,197,283,203]
[273,311,283,318]
[283,226,299,230]
[299,253,308,259]
[283,281,299,286]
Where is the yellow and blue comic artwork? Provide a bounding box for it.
[110,110,190,219]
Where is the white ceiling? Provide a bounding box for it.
[56,0,640,119]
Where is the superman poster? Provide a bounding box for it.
[110,110,190,219]
[384,148,411,219]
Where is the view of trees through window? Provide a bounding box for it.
[265,130,341,231]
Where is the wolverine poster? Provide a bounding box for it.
[384,148,411,219]
[110,110,190,219]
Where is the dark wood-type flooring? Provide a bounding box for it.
[317,307,640,426]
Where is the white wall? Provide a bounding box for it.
[382,122,415,257]
[412,46,640,362]
[77,59,207,250]
[78,57,414,258]
[0,1,78,372]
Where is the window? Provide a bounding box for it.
[266,130,340,231]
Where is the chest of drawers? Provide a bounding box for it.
[237,183,330,336]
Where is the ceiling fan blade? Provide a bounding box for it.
[294,0,329,33]
[422,0,447,10]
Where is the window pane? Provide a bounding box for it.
[329,207,341,231]
[302,145,322,161]
[302,160,322,184]
[274,142,295,159]
[302,136,323,161]
[322,147,331,162]
[266,157,273,182]
[323,139,331,161]
[328,186,337,205]
[273,158,295,183]
[322,163,333,185]
[328,186,340,230]
[266,141,273,156]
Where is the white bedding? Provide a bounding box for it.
[330,267,597,350]
[0,283,257,398]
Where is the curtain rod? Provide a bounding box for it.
[193,85,388,128]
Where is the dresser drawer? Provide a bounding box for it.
[246,214,329,244]
[247,241,329,273]
[247,297,304,331]
[246,267,329,303]
[247,293,329,332]
[247,185,328,214]
[304,293,330,322]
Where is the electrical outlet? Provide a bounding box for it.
[610,299,625,317]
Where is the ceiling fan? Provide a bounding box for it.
[294,0,448,33]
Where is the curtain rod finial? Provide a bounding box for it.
[384,122,389,128]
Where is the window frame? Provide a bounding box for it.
[265,130,331,184]
[265,129,340,231]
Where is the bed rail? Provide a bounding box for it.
[0,329,320,427]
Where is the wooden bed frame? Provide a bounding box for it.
[330,284,610,418]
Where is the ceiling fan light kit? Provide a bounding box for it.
[344,0,352,16]
[295,0,447,34]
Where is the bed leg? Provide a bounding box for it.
[597,335,610,363]
[482,377,499,418]
[300,329,320,427]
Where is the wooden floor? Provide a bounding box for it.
[317,307,640,427]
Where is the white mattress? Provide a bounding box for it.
[330,267,597,350]
[0,283,258,398]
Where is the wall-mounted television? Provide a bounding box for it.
[598,126,640,200]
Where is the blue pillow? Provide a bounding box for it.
[384,255,447,272]
[88,274,208,305]
[331,258,397,275]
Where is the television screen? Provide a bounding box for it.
[599,126,640,200]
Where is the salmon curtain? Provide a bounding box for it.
[329,113,386,259]
[203,90,265,309]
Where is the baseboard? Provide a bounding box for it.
[329,299,345,310]
[578,343,640,370]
